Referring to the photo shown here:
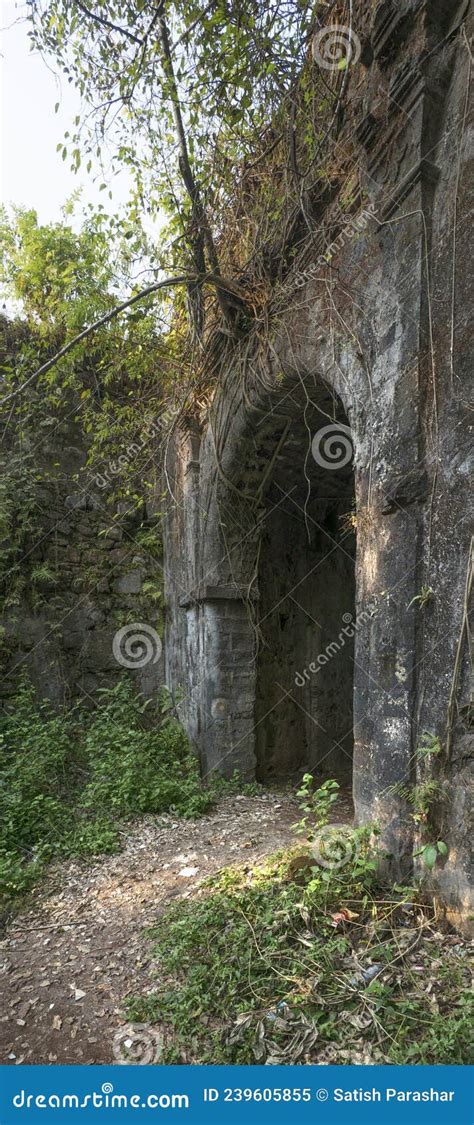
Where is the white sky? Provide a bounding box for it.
[0,0,133,224]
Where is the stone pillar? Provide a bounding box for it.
[180,585,256,780]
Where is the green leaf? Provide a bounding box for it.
[437,841,448,856]
[422,845,438,870]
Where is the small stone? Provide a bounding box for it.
[114,571,142,594]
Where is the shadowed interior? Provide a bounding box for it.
[254,395,355,784]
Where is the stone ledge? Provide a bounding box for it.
[179,583,246,607]
[387,64,425,118]
[381,158,440,219]
[371,0,420,62]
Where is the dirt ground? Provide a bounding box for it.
[1,790,354,1065]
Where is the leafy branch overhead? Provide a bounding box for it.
[0,258,248,405]
[26,0,317,338]
[0,207,181,505]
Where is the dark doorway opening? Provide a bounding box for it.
[254,394,355,786]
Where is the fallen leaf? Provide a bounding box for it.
[330,907,359,927]
[331,907,360,926]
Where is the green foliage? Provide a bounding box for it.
[414,840,448,871]
[0,207,170,483]
[126,847,471,1065]
[212,769,262,798]
[30,563,58,586]
[416,732,443,757]
[27,1,314,236]
[0,677,213,904]
[0,209,170,620]
[0,677,79,895]
[81,680,213,819]
[1,207,110,329]
[408,778,442,822]
[410,733,447,868]
[292,774,340,838]
[386,967,473,1065]
[386,734,447,871]
[408,586,435,610]
[126,850,367,1063]
[0,447,45,606]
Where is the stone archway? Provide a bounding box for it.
[163,328,418,881]
[164,353,369,796]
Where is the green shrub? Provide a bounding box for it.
[0,676,214,906]
[80,681,213,819]
[126,843,380,1063]
[0,678,76,856]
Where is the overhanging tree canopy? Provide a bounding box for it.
[27,0,317,330]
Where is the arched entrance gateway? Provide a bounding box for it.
[178,377,358,790]
[164,336,414,868]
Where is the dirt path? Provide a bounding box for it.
[2,791,350,1065]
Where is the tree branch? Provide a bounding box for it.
[0,271,250,405]
[155,11,241,332]
[1,274,190,404]
[62,3,230,335]
[73,0,143,44]
[168,1,215,56]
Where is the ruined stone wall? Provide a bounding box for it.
[0,382,164,706]
[164,0,473,925]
